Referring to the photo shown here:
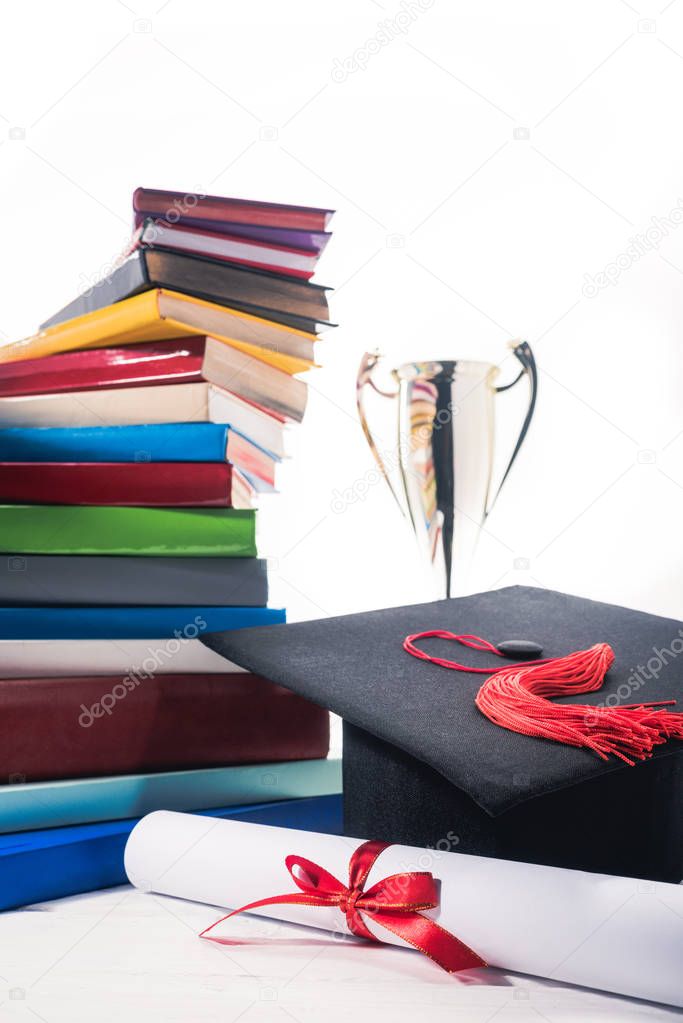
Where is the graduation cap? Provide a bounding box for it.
[202,586,682,882]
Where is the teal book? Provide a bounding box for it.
[0,795,343,911]
[0,505,256,556]
[0,758,342,834]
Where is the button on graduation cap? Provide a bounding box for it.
[496,640,543,658]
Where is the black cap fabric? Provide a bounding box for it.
[202,586,683,816]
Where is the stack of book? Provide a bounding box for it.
[0,187,342,909]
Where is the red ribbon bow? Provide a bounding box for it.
[200,839,486,974]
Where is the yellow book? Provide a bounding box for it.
[0,290,316,375]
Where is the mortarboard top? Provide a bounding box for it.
[202,586,682,881]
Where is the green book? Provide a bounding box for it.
[0,505,256,556]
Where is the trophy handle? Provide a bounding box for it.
[485,340,538,519]
[356,351,408,517]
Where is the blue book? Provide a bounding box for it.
[0,795,343,911]
[0,423,231,462]
[0,605,285,639]
[0,758,342,834]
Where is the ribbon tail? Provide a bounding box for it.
[369,909,487,974]
[200,892,338,942]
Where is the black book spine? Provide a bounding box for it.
[40,247,334,334]
[40,252,148,329]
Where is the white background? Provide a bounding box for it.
[0,0,682,624]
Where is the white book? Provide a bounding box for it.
[209,388,293,458]
[0,381,291,457]
[0,381,211,429]
[0,638,244,678]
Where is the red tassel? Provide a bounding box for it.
[403,633,683,765]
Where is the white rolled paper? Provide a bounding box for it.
[125,811,683,1007]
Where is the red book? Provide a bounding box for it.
[0,462,254,508]
[0,337,306,428]
[133,187,334,232]
[0,338,206,398]
[0,673,330,782]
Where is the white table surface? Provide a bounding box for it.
[0,886,680,1023]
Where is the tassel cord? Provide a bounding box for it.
[403,633,683,764]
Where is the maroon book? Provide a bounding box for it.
[0,462,243,507]
[133,187,334,232]
[0,674,329,782]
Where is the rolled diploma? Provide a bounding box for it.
[125,811,683,1007]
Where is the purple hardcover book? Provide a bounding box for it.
[134,211,331,254]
